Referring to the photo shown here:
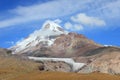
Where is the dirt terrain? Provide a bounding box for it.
[0,54,40,80]
[10,71,120,80]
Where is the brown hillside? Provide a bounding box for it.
[10,71,120,80]
[0,56,40,80]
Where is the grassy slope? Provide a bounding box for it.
[0,56,40,80]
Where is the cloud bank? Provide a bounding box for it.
[0,0,120,28]
[64,22,84,31]
[71,13,106,26]
[64,13,105,31]
[0,0,91,28]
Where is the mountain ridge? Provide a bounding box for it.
[11,20,101,57]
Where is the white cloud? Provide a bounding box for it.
[90,0,120,18]
[0,0,120,28]
[0,17,30,28]
[64,13,106,31]
[64,22,73,30]
[64,22,83,31]
[0,0,91,28]
[71,13,106,26]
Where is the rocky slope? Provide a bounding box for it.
[0,48,12,56]
[38,61,71,72]
[78,47,120,74]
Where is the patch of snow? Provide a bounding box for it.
[104,45,113,47]
[28,57,86,72]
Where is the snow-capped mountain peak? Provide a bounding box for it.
[30,20,68,37]
[42,20,64,32]
[11,20,68,54]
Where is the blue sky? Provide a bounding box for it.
[0,0,120,48]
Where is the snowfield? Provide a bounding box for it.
[28,57,86,72]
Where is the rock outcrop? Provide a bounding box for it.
[79,47,120,74]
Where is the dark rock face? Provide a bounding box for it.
[38,61,71,72]
[0,48,12,56]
